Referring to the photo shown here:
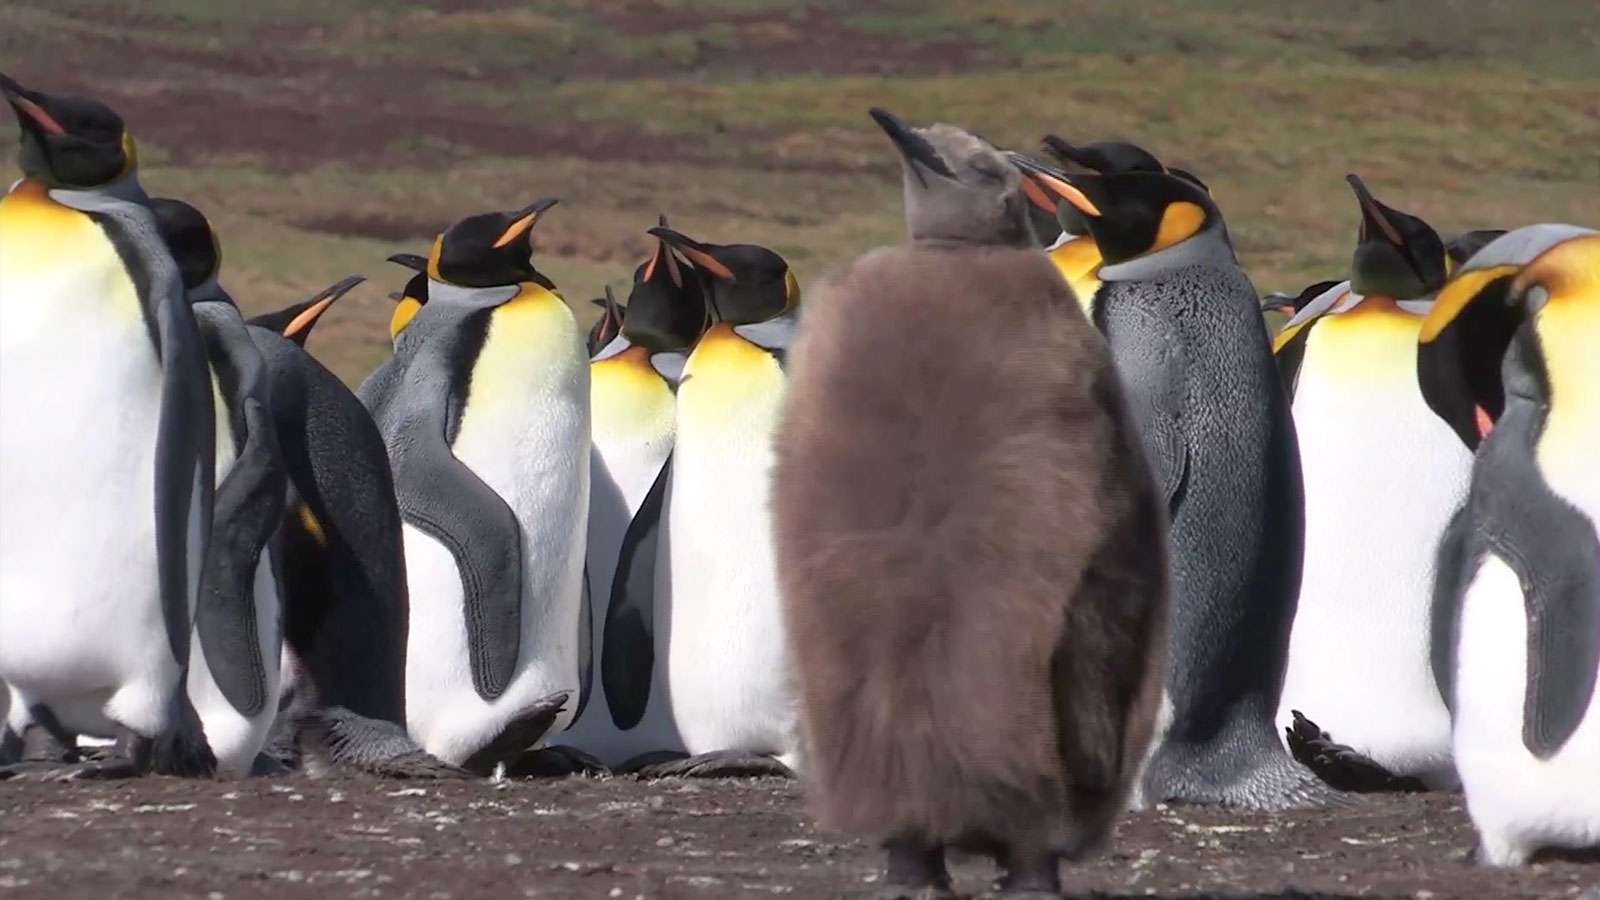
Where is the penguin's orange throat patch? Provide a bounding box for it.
[1475,405,1496,440]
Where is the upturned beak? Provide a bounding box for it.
[648,225,736,282]
[1346,174,1404,247]
[0,73,66,136]
[1008,152,1102,218]
[1261,292,1297,313]
[387,252,429,273]
[492,196,559,249]
[283,274,366,341]
[1347,173,1427,284]
[869,106,955,188]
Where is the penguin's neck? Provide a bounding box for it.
[1099,225,1236,282]
[731,307,799,354]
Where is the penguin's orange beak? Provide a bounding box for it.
[1007,152,1101,217]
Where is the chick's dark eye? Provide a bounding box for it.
[969,163,1003,183]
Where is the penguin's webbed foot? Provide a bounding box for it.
[504,744,609,778]
[0,744,150,782]
[632,749,794,780]
[296,706,471,780]
[1285,710,1426,793]
[460,691,570,777]
[1142,739,1349,811]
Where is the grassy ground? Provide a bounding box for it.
[2,0,1595,382]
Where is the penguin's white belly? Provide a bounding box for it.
[0,251,179,740]
[1278,361,1470,781]
[1453,554,1600,865]
[403,351,590,766]
[560,421,678,765]
[664,385,795,759]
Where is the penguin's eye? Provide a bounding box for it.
[968,161,1004,183]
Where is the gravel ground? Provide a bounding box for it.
[1,776,1596,899]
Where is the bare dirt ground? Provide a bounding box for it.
[1,776,1595,900]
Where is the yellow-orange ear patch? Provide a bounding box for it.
[1419,264,1521,343]
[390,297,423,340]
[426,234,445,282]
[1151,201,1205,254]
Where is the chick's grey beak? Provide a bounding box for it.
[869,107,954,187]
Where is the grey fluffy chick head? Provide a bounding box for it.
[869,107,1035,249]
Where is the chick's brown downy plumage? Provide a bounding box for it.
[770,109,1173,897]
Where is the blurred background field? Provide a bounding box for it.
[3,0,1595,382]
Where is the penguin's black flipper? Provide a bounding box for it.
[193,303,289,718]
[147,226,217,670]
[570,559,595,724]
[602,454,672,730]
[1101,306,1189,510]
[198,397,288,717]
[394,441,525,701]
[1501,506,1600,759]
[1428,504,1477,714]
[360,350,525,702]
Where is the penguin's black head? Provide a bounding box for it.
[386,252,431,339]
[624,217,713,352]
[586,286,625,356]
[428,197,559,289]
[869,107,1034,247]
[1,73,134,189]
[1445,228,1508,274]
[1345,174,1447,300]
[1040,136,1166,176]
[248,275,367,347]
[1041,168,1220,266]
[148,196,222,293]
[1417,265,1523,450]
[647,225,796,327]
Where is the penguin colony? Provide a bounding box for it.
[0,74,1594,888]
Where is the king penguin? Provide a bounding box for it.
[603,222,803,778]
[150,201,459,777]
[1270,175,1470,791]
[0,74,216,779]
[1023,158,1329,809]
[1418,225,1600,865]
[1009,138,1201,322]
[146,196,291,779]
[771,107,1171,899]
[561,220,710,769]
[358,199,592,774]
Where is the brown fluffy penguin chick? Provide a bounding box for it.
[770,108,1172,900]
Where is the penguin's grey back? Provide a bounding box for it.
[773,242,1169,849]
[250,328,410,725]
[1097,260,1303,754]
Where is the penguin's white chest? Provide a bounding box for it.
[1452,554,1600,865]
[1278,319,1472,781]
[560,358,678,763]
[0,199,177,738]
[661,336,796,757]
[403,299,591,764]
